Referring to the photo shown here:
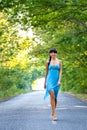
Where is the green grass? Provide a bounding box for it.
[0,87,33,102]
[64,92,87,101]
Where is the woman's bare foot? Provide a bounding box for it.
[52,115,57,121]
[52,113,57,121]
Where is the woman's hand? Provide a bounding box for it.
[57,81,61,86]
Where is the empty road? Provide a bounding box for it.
[0,91,87,130]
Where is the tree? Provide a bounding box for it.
[0,0,87,97]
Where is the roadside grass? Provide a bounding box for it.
[64,91,87,101]
[0,87,33,102]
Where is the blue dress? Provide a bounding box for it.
[44,63,60,100]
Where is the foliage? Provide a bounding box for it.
[0,12,43,98]
[0,0,87,99]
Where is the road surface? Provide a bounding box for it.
[0,91,87,130]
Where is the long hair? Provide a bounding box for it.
[48,56,51,66]
[48,48,57,66]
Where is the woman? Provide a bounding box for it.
[44,48,62,121]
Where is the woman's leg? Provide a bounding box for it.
[50,91,56,118]
[55,98,57,108]
[54,86,59,108]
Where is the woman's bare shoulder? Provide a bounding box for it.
[46,61,49,63]
[57,59,62,62]
[57,59,62,64]
[45,61,49,66]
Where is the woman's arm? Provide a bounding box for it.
[58,60,62,85]
[44,62,48,89]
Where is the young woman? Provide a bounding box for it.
[44,48,62,121]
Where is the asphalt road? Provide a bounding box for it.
[0,91,87,130]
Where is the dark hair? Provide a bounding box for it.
[48,56,51,66]
[49,48,57,53]
[48,48,57,66]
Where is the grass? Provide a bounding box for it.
[64,91,87,101]
[0,87,33,102]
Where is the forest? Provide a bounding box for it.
[0,0,87,99]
